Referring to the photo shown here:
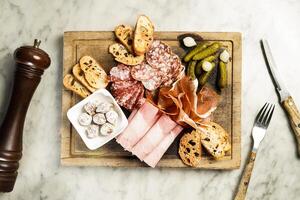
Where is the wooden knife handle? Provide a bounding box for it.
[234,151,257,200]
[282,96,300,156]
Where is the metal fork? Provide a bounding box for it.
[234,103,275,200]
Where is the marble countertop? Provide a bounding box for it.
[1,0,300,199]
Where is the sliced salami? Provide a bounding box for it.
[111,81,138,98]
[123,83,144,110]
[142,75,163,91]
[146,40,172,69]
[144,40,184,88]
[131,62,156,81]
[110,64,133,82]
[111,80,139,91]
[113,85,138,109]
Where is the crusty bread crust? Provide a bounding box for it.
[133,15,154,55]
[109,43,144,65]
[115,25,134,53]
[79,56,108,89]
[72,64,96,92]
[178,130,202,167]
[199,122,231,159]
[63,74,91,98]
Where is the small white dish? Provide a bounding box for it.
[67,89,128,150]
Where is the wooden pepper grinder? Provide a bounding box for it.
[0,39,51,192]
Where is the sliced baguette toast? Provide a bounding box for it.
[79,56,108,89]
[109,43,144,65]
[199,122,231,159]
[133,15,154,55]
[63,74,91,98]
[115,25,134,53]
[72,64,97,92]
[178,130,202,167]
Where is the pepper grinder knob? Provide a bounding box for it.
[0,39,51,192]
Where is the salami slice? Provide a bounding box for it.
[142,75,163,91]
[145,40,184,88]
[111,81,138,97]
[113,84,139,109]
[111,79,144,111]
[123,83,144,110]
[111,80,139,91]
[110,64,133,82]
[131,62,156,81]
[146,40,172,69]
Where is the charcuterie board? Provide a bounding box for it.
[61,31,241,169]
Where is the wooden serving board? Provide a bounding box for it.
[61,31,242,169]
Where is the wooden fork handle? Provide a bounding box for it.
[282,96,300,156]
[234,151,257,200]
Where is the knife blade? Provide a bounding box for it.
[261,39,290,102]
[261,39,300,156]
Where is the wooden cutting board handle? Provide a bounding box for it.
[282,96,300,156]
[0,40,50,192]
[234,151,257,200]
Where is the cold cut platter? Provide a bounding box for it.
[61,15,241,169]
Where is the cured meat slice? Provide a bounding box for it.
[110,64,133,82]
[197,86,220,118]
[146,40,172,69]
[145,40,184,88]
[112,82,140,110]
[131,114,178,161]
[142,75,163,91]
[111,80,138,92]
[143,125,183,168]
[122,83,144,110]
[116,99,146,140]
[131,62,155,81]
[116,101,161,150]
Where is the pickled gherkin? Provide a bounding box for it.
[187,60,197,80]
[218,61,227,88]
[192,42,221,60]
[198,62,216,86]
[195,54,218,76]
[183,42,209,62]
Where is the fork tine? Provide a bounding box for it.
[262,103,272,125]
[265,104,275,127]
[257,103,269,123]
[255,103,268,123]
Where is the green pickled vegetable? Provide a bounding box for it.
[183,42,209,62]
[192,42,221,60]
[195,54,218,76]
[187,60,197,80]
[218,61,227,88]
[198,62,216,86]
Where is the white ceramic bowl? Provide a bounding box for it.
[67,89,128,150]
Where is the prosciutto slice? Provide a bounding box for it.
[131,114,178,161]
[147,76,220,130]
[116,101,160,150]
[143,125,183,168]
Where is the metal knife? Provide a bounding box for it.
[261,39,300,156]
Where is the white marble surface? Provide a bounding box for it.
[0,0,300,199]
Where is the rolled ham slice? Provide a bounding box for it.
[143,125,183,168]
[131,114,178,161]
[116,101,160,150]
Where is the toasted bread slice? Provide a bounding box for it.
[63,74,91,98]
[79,56,109,89]
[109,43,144,65]
[199,122,231,159]
[133,15,154,55]
[72,64,97,92]
[115,25,134,53]
[178,130,202,167]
